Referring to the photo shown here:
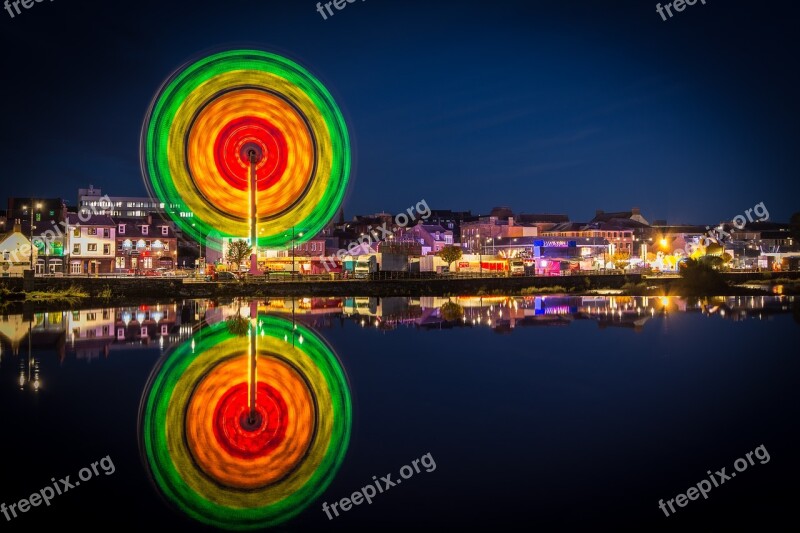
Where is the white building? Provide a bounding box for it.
[65,214,116,274]
[0,222,34,277]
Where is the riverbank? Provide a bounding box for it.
[1,272,798,314]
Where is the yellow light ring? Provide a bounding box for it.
[164,335,334,508]
[167,70,334,238]
[186,89,314,219]
[185,355,315,490]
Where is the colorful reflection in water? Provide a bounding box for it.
[138,314,351,529]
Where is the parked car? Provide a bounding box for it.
[216,271,239,282]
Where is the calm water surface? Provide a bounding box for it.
[1,295,798,531]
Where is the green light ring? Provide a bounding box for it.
[141,49,350,249]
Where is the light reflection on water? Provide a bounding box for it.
[0,294,797,529]
[1,295,797,391]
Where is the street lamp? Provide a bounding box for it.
[23,202,42,272]
[290,228,304,279]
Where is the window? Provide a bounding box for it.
[141,327,148,337]
[117,328,125,340]
[142,226,149,235]
[161,325,169,336]
[161,226,169,235]
[103,310,110,320]
[87,244,97,252]
[73,228,80,237]
[89,228,97,235]
[73,244,81,255]
[86,312,96,321]
[2,251,8,261]
[117,243,124,251]
[103,244,111,255]
[115,257,126,268]
[102,326,109,336]
[70,262,82,274]
[103,229,110,238]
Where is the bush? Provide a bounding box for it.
[520,285,567,295]
[676,259,729,295]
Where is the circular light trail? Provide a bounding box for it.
[139,316,352,529]
[141,50,350,250]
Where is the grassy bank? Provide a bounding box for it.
[1,271,795,314]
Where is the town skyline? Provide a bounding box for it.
[2,1,798,225]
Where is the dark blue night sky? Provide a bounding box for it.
[0,0,797,224]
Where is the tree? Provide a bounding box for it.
[226,302,249,336]
[226,314,250,336]
[440,301,464,322]
[612,251,631,270]
[226,239,252,272]
[678,257,728,295]
[437,245,463,271]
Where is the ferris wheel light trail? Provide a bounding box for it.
[249,149,260,275]
[141,49,351,253]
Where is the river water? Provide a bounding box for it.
[1,295,798,530]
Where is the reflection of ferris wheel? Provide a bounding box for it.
[141,49,351,257]
[139,310,352,529]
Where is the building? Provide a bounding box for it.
[425,210,473,242]
[396,223,454,255]
[514,213,570,233]
[115,216,178,272]
[0,221,34,277]
[77,185,194,220]
[543,222,635,255]
[6,197,68,228]
[6,198,69,273]
[501,217,539,238]
[282,234,328,258]
[461,208,568,253]
[65,214,116,274]
[461,216,505,252]
[730,222,796,253]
